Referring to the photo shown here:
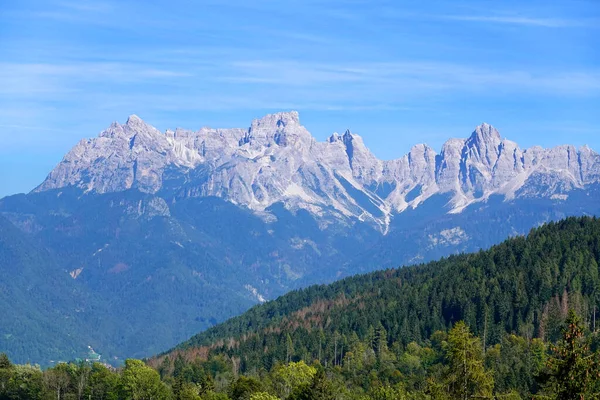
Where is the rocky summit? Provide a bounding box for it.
[37,111,600,232]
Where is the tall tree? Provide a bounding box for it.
[443,321,494,400]
[289,368,335,400]
[87,363,119,400]
[43,366,71,400]
[539,310,599,400]
[0,353,12,397]
[272,361,316,399]
[120,359,170,400]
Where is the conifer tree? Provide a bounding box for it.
[539,310,599,400]
[443,321,494,400]
[286,334,294,364]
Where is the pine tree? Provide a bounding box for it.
[0,353,13,396]
[375,322,389,359]
[286,334,294,364]
[539,310,599,400]
[290,369,335,400]
[443,321,494,400]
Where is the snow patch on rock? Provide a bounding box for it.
[70,268,83,279]
[244,284,267,303]
[428,227,469,247]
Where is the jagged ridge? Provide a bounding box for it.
[36,112,600,232]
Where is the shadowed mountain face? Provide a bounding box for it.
[2,112,600,364]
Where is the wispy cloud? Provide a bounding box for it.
[56,1,114,13]
[2,58,599,108]
[441,15,592,28]
[28,0,115,23]
[0,62,193,97]
[220,60,600,96]
[0,124,71,132]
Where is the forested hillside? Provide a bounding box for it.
[158,217,600,379]
[0,215,92,362]
[4,217,600,399]
[167,217,600,361]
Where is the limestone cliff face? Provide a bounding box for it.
[36,111,600,231]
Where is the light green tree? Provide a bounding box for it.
[271,361,316,399]
[288,369,335,400]
[249,392,279,400]
[87,362,120,400]
[200,392,230,400]
[443,321,494,400]
[368,385,408,400]
[9,364,44,400]
[120,359,171,400]
[178,382,202,400]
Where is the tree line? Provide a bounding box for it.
[2,309,600,399]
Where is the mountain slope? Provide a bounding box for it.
[3,112,600,365]
[0,188,379,364]
[160,217,600,373]
[0,214,92,362]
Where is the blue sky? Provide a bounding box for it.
[0,0,599,197]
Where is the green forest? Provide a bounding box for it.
[4,216,600,399]
[2,310,600,399]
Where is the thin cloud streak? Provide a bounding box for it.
[222,60,600,96]
[441,14,593,28]
[2,59,599,104]
[0,124,71,132]
[55,1,114,13]
[0,62,194,96]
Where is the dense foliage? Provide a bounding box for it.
[2,311,600,399]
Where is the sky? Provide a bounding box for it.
[0,0,599,197]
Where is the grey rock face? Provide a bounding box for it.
[36,112,600,231]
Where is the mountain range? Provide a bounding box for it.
[1,111,600,364]
[36,111,600,233]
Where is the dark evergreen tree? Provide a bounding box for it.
[539,310,600,399]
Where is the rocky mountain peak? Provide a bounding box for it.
[339,129,381,184]
[409,143,432,157]
[99,115,160,141]
[241,111,311,148]
[342,129,368,147]
[249,111,300,131]
[125,114,163,137]
[328,132,342,143]
[463,123,503,173]
[126,114,144,126]
[98,122,127,139]
[474,122,500,139]
[467,123,501,149]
